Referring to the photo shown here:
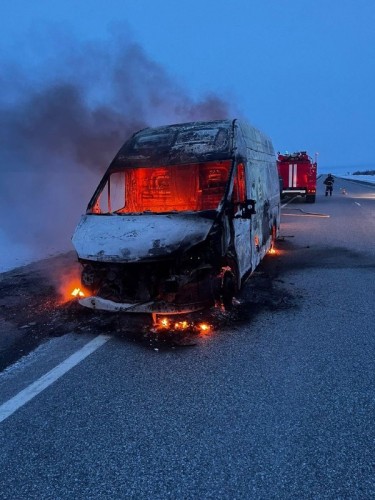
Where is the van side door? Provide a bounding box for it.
[232,163,252,279]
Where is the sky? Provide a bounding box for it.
[1,0,375,270]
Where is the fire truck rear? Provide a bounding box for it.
[277,151,317,203]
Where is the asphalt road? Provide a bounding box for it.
[0,177,374,499]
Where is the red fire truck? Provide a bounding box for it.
[277,151,317,203]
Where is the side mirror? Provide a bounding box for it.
[234,199,256,219]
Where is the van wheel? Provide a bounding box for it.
[221,271,236,311]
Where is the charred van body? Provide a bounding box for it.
[72,119,281,314]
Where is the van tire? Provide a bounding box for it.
[221,271,236,311]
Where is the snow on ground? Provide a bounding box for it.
[337,174,375,184]
[320,164,375,184]
[0,228,73,273]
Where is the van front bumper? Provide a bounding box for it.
[78,296,206,314]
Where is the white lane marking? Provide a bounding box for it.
[0,334,111,424]
[355,202,361,206]
[282,213,330,218]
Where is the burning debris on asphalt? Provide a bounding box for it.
[0,240,296,368]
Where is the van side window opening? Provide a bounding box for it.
[90,160,232,214]
[94,171,126,213]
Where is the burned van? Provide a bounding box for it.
[72,119,280,314]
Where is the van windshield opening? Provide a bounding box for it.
[89,160,232,214]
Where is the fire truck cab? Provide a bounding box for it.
[277,151,317,203]
[72,119,281,314]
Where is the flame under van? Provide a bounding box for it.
[72,119,281,314]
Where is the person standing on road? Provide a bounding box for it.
[324,174,335,196]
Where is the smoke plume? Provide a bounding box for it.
[0,33,234,268]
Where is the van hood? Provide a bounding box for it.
[72,213,215,263]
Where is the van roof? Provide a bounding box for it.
[111,119,235,168]
[109,119,274,169]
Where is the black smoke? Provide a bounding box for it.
[0,34,234,266]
